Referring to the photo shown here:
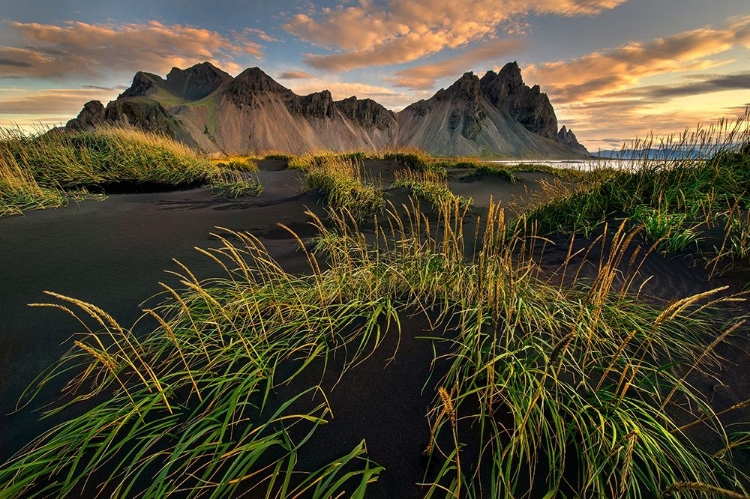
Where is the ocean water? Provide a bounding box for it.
[482,158,698,172]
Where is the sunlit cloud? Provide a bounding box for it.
[283,0,626,72]
[0,20,262,80]
[278,70,314,79]
[286,78,421,110]
[525,15,750,104]
[391,39,524,89]
[611,72,750,101]
[0,87,121,115]
[520,14,750,149]
[243,28,281,43]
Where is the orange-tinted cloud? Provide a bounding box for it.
[0,20,264,80]
[286,78,420,110]
[526,15,750,104]
[0,87,121,115]
[391,39,524,89]
[278,70,314,79]
[284,0,626,71]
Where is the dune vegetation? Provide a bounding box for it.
[1,117,749,498]
[0,126,225,216]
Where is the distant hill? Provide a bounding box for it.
[67,62,588,158]
[591,147,709,160]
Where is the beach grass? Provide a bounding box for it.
[392,168,472,210]
[210,170,263,198]
[0,126,220,216]
[301,155,384,219]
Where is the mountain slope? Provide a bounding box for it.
[67,62,587,157]
[397,68,582,157]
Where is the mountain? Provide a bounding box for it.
[67,62,587,157]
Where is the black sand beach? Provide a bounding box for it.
[2,160,749,497]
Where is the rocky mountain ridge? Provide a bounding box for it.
[68,62,587,157]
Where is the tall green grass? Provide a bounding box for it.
[392,169,472,210]
[524,116,750,254]
[302,156,384,219]
[0,149,66,216]
[0,126,220,216]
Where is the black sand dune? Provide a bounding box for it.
[2,161,749,496]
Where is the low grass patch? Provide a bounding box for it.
[461,163,518,183]
[263,152,294,161]
[210,170,263,198]
[392,169,472,211]
[302,156,384,219]
[212,156,259,172]
[287,151,371,171]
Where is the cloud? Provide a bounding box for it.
[0,87,120,115]
[525,15,750,104]
[278,70,314,79]
[0,58,32,67]
[0,20,262,80]
[391,38,524,89]
[243,28,281,43]
[611,73,750,101]
[283,0,626,72]
[286,78,420,110]
[516,14,750,149]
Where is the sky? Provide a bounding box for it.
[1,0,749,150]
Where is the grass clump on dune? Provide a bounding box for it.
[302,156,384,219]
[0,126,220,216]
[0,228,388,497]
[3,126,218,189]
[210,170,263,198]
[524,116,750,251]
[392,169,472,210]
[0,150,66,216]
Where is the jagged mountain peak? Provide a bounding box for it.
[442,72,482,101]
[165,62,232,101]
[69,61,589,157]
[119,71,164,99]
[231,67,290,93]
[479,62,557,140]
[557,125,589,154]
[334,96,396,130]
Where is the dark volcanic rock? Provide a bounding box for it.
[165,62,232,101]
[299,91,335,119]
[480,62,558,140]
[222,67,301,113]
[119,71,164,99]
[66,100,106,131]
[334,97,396,130]
[557,125,589,155]
[443,72,486,140]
